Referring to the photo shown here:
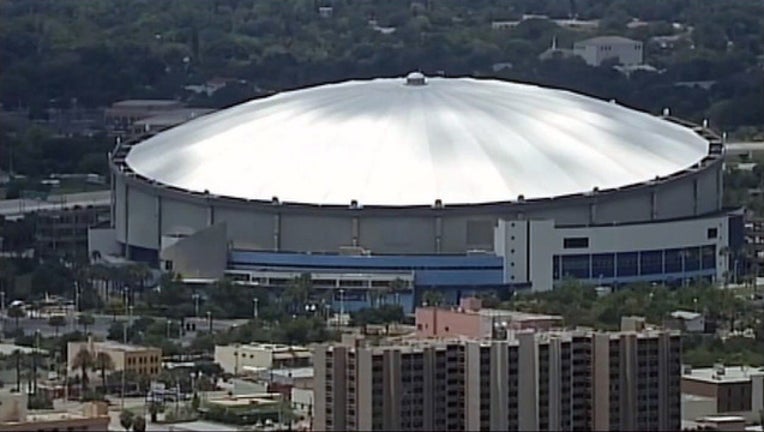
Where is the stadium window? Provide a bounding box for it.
[563,237,589,249]
[664,248,682,273]
[707,228,718,239]
[592,253,615,278]
[562,254,590,279]
[639,250,663,275]
[616,252,638,277]
[701,245,716,269]
[685,247,701,271]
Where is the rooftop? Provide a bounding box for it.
[134,108,216,128]
[576,35,640,45]
[89,340,159,353]
[234,343,310,353]
[683,365,764,383]
[671,310,702,320]
[111,99,183,108]
[476,308,563,322]
[125,75,707,206]
[265,367,314,379]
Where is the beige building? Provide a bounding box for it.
[314,323,681,431]
[682,364,764,423]
[67,339,162,377]
[0,392,110,431]
[215,343,312,375]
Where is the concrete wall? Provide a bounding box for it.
[114,157,722,257]
[159,223,227,279]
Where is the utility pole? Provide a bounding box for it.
[32,329,40,395]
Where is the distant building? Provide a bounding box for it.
[682,364,764,423]
[202,393,287,426]
[0,393,109,431]
[315,320,681,431]
[130,108,216,138]
[215,343,312,375]
[104,99,184,135]
[415,296,563,338]
[67,339,162,377]
[573,36,643,66]
[35,205,110,259]
[669,310,706,333]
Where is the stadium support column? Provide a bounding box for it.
[156,195,162,253]
[717,165,723,210]
[207,201,215,226]
[693,178,699,216]
[435,216,443,253]
[124,182,130,260]
[588,201,597,225]
[273,213,281,252]
[110,172,117,229]
[650,189,658,220]
[352,216,359,247]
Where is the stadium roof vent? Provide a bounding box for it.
[405,71,427,86]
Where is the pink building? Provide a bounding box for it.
[415,297,563,338]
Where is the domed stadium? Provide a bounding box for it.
[103,73,740,312]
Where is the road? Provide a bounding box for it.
[725,142,764,154]
[1,313,248,341]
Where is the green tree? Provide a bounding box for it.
[119,409,134,432]
[78,313,95,334]
[47,315,66,337]
[132,415,146,432]
[8,306,24,331]
[71,346,93,395]
[422,290,444,307]
[93,352,114,395]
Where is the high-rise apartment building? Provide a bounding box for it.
[314,325,681,432]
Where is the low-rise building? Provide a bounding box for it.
[670,310,706,333]
[682,364,764,423]
[573,36,643,67]
[415,296,563,339]
[215,343,312,375]
[104,99,183,135]
[67,338,162,377]
[0,392,109,431]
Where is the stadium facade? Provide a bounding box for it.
[96,74,744,312]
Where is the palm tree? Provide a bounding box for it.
[93,352,114,395]
[48,315,66,337]
[7,305,24,331]
[71,347,93,395]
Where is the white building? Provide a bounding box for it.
[573,36,643,66]
[214,343,312,375]
[671,310,706,333]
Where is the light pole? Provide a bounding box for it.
[166,319,171,339]
[206,311,212,333]
[122,305,133,410]
[253,298,259,320]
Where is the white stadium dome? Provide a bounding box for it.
[125,75,708,206]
